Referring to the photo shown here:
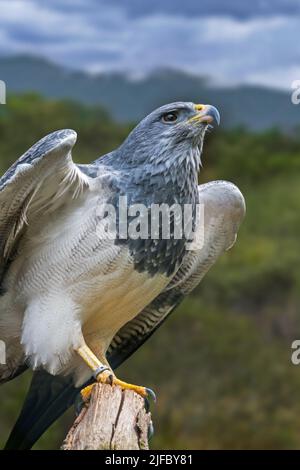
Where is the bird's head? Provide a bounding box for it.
[117,101,220,168]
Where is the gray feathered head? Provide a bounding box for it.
[115,101,220,168]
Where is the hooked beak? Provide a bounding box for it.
[190,104,220,126]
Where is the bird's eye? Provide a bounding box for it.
[161,112,178,123]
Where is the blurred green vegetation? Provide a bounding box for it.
[1,94,300,449]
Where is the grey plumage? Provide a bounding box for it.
[0,101,245,449]
[95,102,206,276]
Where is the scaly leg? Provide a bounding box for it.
[76,344,156,402]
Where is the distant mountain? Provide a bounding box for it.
[0,55,299,131]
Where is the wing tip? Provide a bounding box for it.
[199,180,246,220]
[26,128,77,159]
[47,129,77,152]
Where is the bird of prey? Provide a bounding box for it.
[0,102,245,449]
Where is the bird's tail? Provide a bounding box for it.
[4,371,80,450]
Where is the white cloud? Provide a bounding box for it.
[246,66,300,90]
[0,1,298,89]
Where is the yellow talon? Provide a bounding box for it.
[112,377,149,398]
[94,369,150,398]
[80,383,96,402]
[77,345,156,403]
[81,372,156,402]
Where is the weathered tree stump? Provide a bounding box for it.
[62,383,152,450]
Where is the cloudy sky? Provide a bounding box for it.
[0,0,299,89]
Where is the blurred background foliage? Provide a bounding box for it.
[1,94,300,449]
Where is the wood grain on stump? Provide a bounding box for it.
[62,383,152,450]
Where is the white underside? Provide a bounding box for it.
[0,179,245,386]
[0,189,168,385]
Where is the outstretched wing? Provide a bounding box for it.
[0,130,89,385]
[107,180,245,368]
[0,129,89,284]
[5,180,245,450]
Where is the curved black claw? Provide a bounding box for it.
[148,420,155,440]
[144,397,150,413]
[145,387,156,403]
[74,393,86,416]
